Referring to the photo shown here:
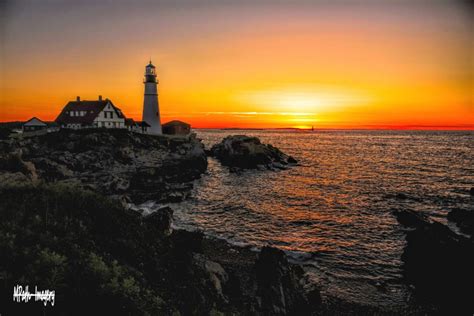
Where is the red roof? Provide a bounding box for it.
[55,99,125,125]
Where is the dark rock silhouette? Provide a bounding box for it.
[448,208,474,237]
[394,209,474,314]
[0,184,322,315]
[144,206,174,236]
[210,135,297,171]
[392,209,429,228]
[255,247,319,315]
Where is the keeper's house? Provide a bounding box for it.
[55,96,126,129]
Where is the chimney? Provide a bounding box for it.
[76,96,80,101]
[98,95,102,101]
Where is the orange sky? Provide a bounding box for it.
[0,1,473,129]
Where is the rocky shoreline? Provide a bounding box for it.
[0,182,429,315]
[0,129,320,315]
[0,129,207,204]
[1,129,469,314]
[0,183,321,315]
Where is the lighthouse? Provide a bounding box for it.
[142,60,162,134]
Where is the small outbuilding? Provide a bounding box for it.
[23,117,47,132]
[162,120,191,135]
[136,121,150,134]
[125,118,136,131]
[125,118,150,134]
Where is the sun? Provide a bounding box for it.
[292,125,313,130]
[238,85,370,114]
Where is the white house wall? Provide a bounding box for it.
[93,102,125,128]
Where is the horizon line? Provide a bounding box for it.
[1,120,473,131]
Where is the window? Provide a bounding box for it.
[70,112,73,117]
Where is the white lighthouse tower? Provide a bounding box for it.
[142,60,162,134]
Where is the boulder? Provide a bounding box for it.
[287,156,298,164]
[394,209,474,313]
[193,254,229,302]
[210,135,297,170]
[392,209,429,228]
[447,208,474,236]
[255,246,315,315]
[144,206,174,236]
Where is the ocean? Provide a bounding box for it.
[161,129,473,308]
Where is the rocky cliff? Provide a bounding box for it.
[0,184,320,315]
[0,129,208,203]
[393,209,474,314]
